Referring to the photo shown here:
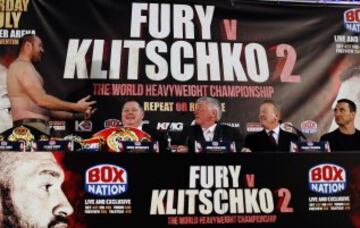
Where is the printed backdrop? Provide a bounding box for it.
[1,0,360,140]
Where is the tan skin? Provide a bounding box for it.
[258,103,280,130]
[177,100,218,153]
[121,101,144,128]
[7,35,96,121]
[334,102,356,135]
[2,153,73,227]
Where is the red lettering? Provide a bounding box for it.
[112,167,125,182]
[88,166,125,183]
[311,165,344,181]
[332,167,344,181]
[88,169,100,182]
[311,167,322,181]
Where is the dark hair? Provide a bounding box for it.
[337,99,357,112]
[17,34,35,55]
[122,99,144,111]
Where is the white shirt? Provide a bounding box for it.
[202,124,217,141]
[265,125,280,144]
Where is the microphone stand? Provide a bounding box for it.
[165,123,173,153]
[280,121,307,141]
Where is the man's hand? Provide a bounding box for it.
[176,145,189,153]
[84,107,97,119]
[76,95,96,113]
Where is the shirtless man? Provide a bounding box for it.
[7,34,96,134]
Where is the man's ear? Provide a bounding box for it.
[212,109,217,120]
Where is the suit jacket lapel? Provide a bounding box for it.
[194,125,205,141]
[213,125,221,141]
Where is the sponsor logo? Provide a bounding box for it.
[344,8,360,33]
[157,122,183,132]
[75,120,93,132]
[280,122,294,133]
[246,122,263,132]
[301,120,317,134]
[48,120,66,131]
[104,119,121,128]
[85,164,128,196]
[222,122,241,128]
[309,164,346,194]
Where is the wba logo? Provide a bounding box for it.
[85,164,128,196]
[104,119,121,128]
[344,8,360,33]
[309,164,346,194]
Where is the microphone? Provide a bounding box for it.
[165,122,173,153]
[279,120,307,141]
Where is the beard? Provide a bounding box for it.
[31,52,42,63]
[0,186,69,228]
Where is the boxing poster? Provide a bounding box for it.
[1,0,360,140]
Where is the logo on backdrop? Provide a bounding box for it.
[157,122,184,132]
[85,164,128,196]
[301,120,318,134]
[104,119,121,128]
[308,164,347,194]
[75,120,93,132]
[344,8,360,33]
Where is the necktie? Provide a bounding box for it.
[268,130,277,145]
[205,129,212,141]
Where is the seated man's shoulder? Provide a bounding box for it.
[245,130,264,139]
[282,130,299,139]
[320,129,338,140]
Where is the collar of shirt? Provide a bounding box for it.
[265,125,280,143]
[202,124,217,141]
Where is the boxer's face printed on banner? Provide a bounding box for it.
[334,102,355,127]
[194,101,216,127]
[30,36,44,62]
[0,153,73,228]
[122,101,144,128]
[259,103,279,130]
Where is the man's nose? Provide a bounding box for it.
[53,191,74,217]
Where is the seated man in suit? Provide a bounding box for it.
[121,99,166,151]
[320,99,360,151]
[244,99,299,152]
[177,97,243,152]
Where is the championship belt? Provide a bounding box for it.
[83,127,152,152]
[5,126,49,151]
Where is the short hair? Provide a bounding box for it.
[122,99,144,112]
[196,96,222,121]
[261,99,281,115]
[337,99,357,112]
[17,34,35,54]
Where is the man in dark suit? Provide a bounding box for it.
[244,100,299,152]
[177,97,243,152]
[121,99,166,151]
